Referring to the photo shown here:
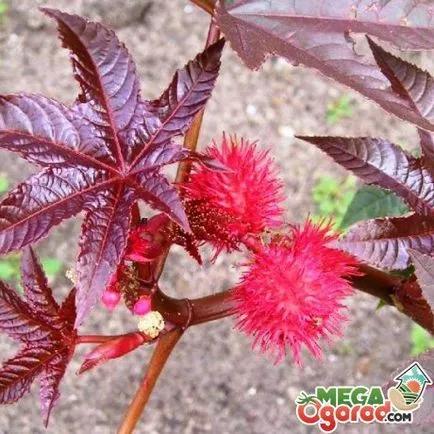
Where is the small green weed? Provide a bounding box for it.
[0,1,8,24]
[311,175,356,229]
[410,324,434,357]
[326,95,354,124]
[0,253,63,286]
[0,172,9,194]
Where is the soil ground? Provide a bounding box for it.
[0,1,430,433]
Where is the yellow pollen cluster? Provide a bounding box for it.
[137,311,165,338]
[65,268,77,285]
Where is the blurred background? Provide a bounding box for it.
[0,1,431,433]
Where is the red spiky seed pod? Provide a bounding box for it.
[182,135,285,253]
[233,221,362,364]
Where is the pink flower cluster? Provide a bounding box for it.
[183,135,360,363]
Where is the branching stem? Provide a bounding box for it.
[153,264,432,332]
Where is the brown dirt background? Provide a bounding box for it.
[0,1,430,433]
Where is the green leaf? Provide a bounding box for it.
[341,191,356,208]
[391,265,415,279]
[410,324,434,357]
[319,200,335,214]
[340,186,409,229]
[0,174,9,194]
[0,260,15,279]
[41,258,63,277]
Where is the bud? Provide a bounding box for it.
[79,332,147,374]
[124,214,167,263]
[133,296,152,316]
[101,289,121,311]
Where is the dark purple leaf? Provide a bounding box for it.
[132,142,229,175]
[39,349,72,427]
[222,1,434,51]
[0,347,51,404]
[217,0,434,131]
[136,39,225,151]
[76,185,136,325]
[368,38,434,125]
[132,142,191,174]
[57,288,76,331]
[42,8,140,165]
[0,280,56,343]
[0,95,114,167]
[21,247,60,327]
[409,249,434,313]
[187,150,230,172]
[0,9,223,324]
[396,277,434,333]
[419,129,434,162]
[298,136,434,215]
[135,171,189,230]
[0,250,77,425]
[338,214,434,269]
[0,167,109,253]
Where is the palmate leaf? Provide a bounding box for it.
[21,247,62,329]
[367,38,434,163]
[299,136,434,216]
[0,9,224,325]
[216,0,434,131]
[0,247,77,426]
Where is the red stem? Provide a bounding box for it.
[190,0,216,15]
[117,329,184,434]
[76,335,123,344]
[151,264,433,333]
[353,264,400,303]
